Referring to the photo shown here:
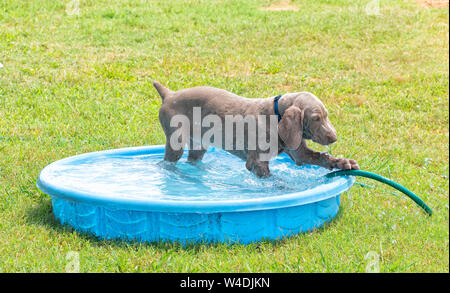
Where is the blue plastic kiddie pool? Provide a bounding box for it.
[36,145,355,244]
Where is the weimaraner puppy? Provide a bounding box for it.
[154,81,359,177]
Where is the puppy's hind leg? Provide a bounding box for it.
[246,151,271,178]
[164,141,184,162]
[161,115,187,163]
[188,149,207,163]
[187,138,207,163]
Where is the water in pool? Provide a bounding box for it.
[45,148,337,201]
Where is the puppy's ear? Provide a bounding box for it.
[278,106,303,150]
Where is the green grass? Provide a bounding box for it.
[0,0,448,272]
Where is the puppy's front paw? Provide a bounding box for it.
[335,158,360,170]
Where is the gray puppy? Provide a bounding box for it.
[154,81,359,177]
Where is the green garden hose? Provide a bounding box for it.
[326,169,433,216]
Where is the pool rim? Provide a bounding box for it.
[36,145,355,213]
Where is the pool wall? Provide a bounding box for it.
[51,195,340,244]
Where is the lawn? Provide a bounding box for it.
[0,0,448,272]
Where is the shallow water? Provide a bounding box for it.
[44,148,338,201]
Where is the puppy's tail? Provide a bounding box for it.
[153,81,172,102]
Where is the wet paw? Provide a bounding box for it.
[335,158,360,170]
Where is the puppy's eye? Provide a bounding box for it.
[312,115,320,121]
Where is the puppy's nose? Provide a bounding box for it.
[327,133,337,144]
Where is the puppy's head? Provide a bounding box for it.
[278,92,337,150]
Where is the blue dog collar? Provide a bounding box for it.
[273,94,283,122]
